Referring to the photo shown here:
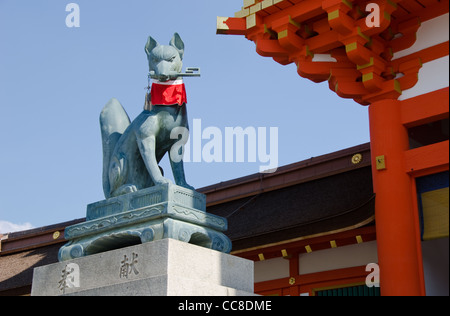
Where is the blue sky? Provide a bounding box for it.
[0,0,370,233]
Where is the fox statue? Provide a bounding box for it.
[100,33,194,198]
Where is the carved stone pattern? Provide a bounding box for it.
[130,192,162,210]
[174,189,205,209]
[66,205,165,238]
[212,237,225,252]
[172,206,226,229]
[90,201,122,219]
[178,229,191,242]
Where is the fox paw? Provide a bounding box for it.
[179,182,195,191]
[154,178,173,186]
[112,184,138,197]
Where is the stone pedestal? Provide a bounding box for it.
[58,184,231,261]
[31,239,254,296]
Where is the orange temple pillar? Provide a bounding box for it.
[369,98,424,296]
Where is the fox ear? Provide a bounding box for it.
[170,33,184,60]
[145,36,159,57]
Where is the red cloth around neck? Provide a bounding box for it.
[150,80,187,106]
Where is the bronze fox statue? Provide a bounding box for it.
[100,33,193,198]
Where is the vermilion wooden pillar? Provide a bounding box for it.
[369,99,425,296]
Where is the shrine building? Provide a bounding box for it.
[0,142,448,296]
[216,0,449,295]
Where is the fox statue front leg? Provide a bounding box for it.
[170,150,195,191]
[137,134,173,186]
[168,128,195,191]
[134,113,173,187]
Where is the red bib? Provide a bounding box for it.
[150,79,187,106]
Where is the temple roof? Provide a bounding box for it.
[217,0,448,104]
[210,166,374,251]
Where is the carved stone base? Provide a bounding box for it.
[58,184,231,261]
[33,239,254,296]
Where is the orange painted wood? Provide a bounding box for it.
[405,140,450,174]
[221,17,247,35]
[218,0,449,297]
[369,99,425,296]
[401,87,449,127]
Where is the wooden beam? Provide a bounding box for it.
[216,17,247,35]
[405,140,450,174]
[401,87,449,128]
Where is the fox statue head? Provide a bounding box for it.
[145,33,185,82]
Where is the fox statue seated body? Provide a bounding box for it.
[100,33,193,198]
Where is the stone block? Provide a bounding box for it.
[32,239,254,296]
